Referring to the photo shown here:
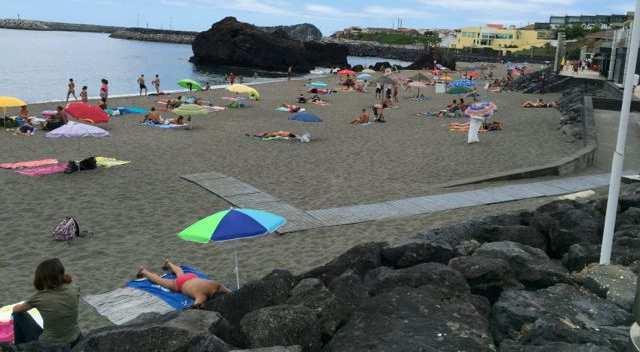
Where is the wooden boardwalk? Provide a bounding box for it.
[182,172,631,233]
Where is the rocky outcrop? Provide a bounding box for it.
[110,28,197,44]
[260,24,322,42]
[324,39,423,61]
[191,17,347,73]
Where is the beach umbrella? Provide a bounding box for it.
[362,68,376,74]
[337,69,355,76]
[178,208,286,289]
[408,81,429,96]
[178,79,202,91]
[447,86,474,94]
[308,81,328,88]
[289,112,322,123]
[0,96,27,128]
[172,104,209,117]
[226,84,260,100]
[448,79,475,89]
[65,102,110,124]
[357,73,372,81]
[464,101,497,118]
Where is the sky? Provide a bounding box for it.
[3,0,636,35]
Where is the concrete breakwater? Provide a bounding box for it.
[0,18,122,33]
[110,28,197,44]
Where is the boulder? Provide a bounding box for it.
[204,270,296,329]
[191,17,346,73]
[286,278,350,339]
[455,239,482,256]
[448,255,521,302]
[299,242,386,285]
[474,241,571,288]
[324,286,495,352]
[230,347,301,352]
[372,62,391,71]
[327,270,369,312]
[491,284,631,349]
[574,264,637,311]
[259,24,322,42]
[381,238,455,268]
[561,243,599,272]
[363,262,470,297]
[405,50,457,71]
[240,305,321,352]
[72,310,230,352]
[617,207,640,228]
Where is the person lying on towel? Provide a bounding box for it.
[166,96,183,109]
[522,98,558,108]
[437,100,460,118]
[137,259,230,309]
[142,107,163,124]
[282,104,301,113]
[297,94,307,104]
[254,130,297,138]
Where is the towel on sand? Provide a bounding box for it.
[0,159,58,169]
[275,107,306,113]
[15,163,68,176]
[84,266,207,325]
[95,157,130,168]
[140,121,189,129]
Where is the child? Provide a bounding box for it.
[66,79,77,102]
[80,86,88,103]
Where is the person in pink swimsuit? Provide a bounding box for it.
[137,259,230,308]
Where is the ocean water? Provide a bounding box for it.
[0,28,411,103]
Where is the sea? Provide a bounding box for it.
[0,28,411,103]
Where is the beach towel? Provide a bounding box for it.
[0,159,58,169]
[95,157,130,168]
[275,107,306,113]
[83,266,207,325]
[108,106,149,116]
[15,163,68,176]
[311,100,330,106]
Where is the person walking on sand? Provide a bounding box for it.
[12,258,82,349]
[137,259,230,308]
[66,79,77,102]
[152,74,161,94]
[138,74,147,96]
[80,86,88,103]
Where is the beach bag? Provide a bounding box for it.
[78,156,97,171]
[52,217,80,241]
[0,320,13,344]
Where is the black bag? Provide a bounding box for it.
[79,156,97,170]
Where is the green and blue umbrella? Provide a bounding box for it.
[179,208,285,243]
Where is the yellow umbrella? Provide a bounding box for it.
[226,84,260,100]
[0,96,27,128]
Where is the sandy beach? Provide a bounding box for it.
[0,64,582,330]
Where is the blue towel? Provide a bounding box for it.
[126,266,208,310]
[140,121,185,129]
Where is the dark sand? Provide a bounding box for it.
[0,64,580,330]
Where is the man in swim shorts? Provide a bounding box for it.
[138,74,147,96]
[137,259,230,308]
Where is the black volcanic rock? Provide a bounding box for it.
[260,24,322,42]
[191,17,347,73]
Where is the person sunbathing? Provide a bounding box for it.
[297,94,307,104]
[373,104,385,123]
[254,130,297,138]
[17,105,36,134]
[167,96,183,109]
[168,115,185,125]
[437,100,459,118]
[351,109,370,125]
[143,107,163,124]
[137,259,230,309]
[522,98,557,108]
[282,104,301,113]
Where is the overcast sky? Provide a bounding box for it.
[3,0,636,35]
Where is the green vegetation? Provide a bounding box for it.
[349,31,442,46]
[509,43,555,58]
[561,24,602,40]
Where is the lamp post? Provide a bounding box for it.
[600,0,640,265]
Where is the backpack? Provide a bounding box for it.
[52,217,80,241]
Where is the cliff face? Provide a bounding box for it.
[191,17,347,73]
[260,24,322,42]
[110,28,197,44]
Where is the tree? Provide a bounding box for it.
[563,24,586,40]
[422,31,442,47]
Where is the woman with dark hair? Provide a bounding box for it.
[12,258,81,349]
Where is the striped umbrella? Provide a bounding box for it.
[179,208,285,289]
[464,101,497,119]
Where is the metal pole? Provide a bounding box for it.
[553,32,562,73]
[234,250,240,290]
[600,0,640,265]
[609,29,619,81]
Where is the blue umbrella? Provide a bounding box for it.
[308,82,328,88]
[289,112,322,123]
[179,208,286,288]
[357,73,372,81]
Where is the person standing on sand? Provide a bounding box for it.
[152,74,161,94]
[138,74,147,96]
[229,72,236,85]
[288,66,293,81]
[66,79,77,102]
[80,86,88,103]
[137,259,230,308]
[99,79,109,103]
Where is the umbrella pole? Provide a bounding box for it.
[234,250,240,290]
